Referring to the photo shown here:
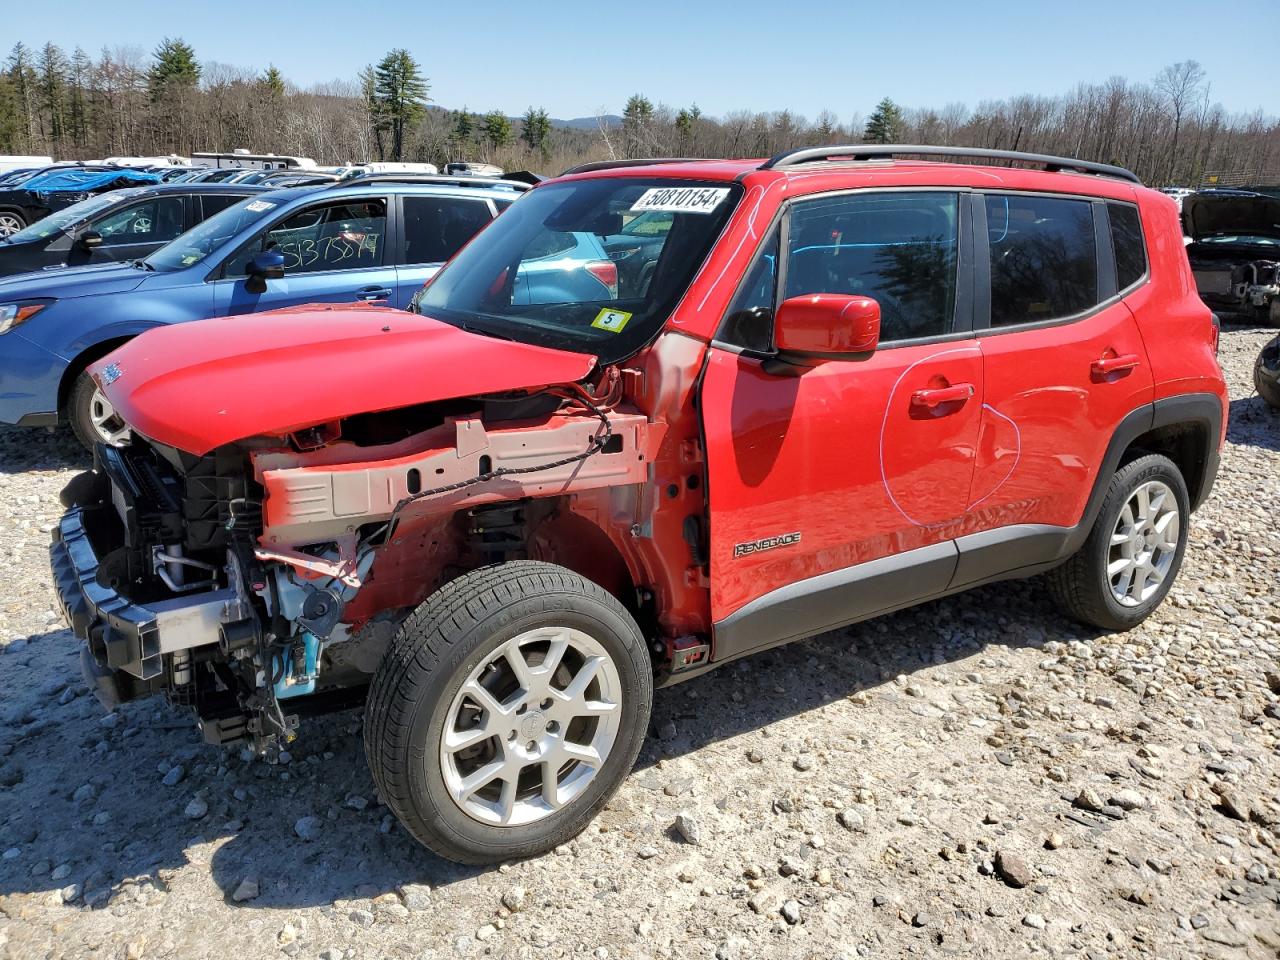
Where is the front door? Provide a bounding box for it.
[211,197,398,315]
[700,189,982,658]
[77,194,189,267]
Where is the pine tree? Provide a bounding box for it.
[520,106,550,153]
[675,104,701,145]
[260,65,285,99]
[68,47,92,147]
[6,43,38,151]
[863,97,905,144]
[482,110,511,149]
[372,49,428,161]
[148,37,199,102]
[622,93,654,156]
[38,43,68,147]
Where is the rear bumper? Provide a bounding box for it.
[0,332,65,425]
[50,506,246,681]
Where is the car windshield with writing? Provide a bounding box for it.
[414,178,741,363]
[145,195,283,271]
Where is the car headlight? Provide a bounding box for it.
[0,302,49,335]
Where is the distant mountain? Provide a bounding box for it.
[553,115,622,130]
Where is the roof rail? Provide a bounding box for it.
[559,157,704,176]
[760,144,1141,184]
[333,173,532,191]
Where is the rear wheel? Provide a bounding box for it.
[364,561,652,864]
[68,372,131,451]
[0,210,25,238]
[1256,335,1280,409]
[1047,454,1189,631]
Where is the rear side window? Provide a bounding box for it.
[987,194,1097,326]
[402,196,493,264]
[200,194,245,219]
[1108,202,1147,291]
[782,191,960,342]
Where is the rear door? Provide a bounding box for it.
[211,196,397,315]
[393,194,497,309]
[84,194,188,266]
[953,191,1155,586]
[700,189,982,656]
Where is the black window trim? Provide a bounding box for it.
[711,185,976,356]
[1105,199,1151,297]
[973,188,1130,337]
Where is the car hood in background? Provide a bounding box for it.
[0,261,148,299]
[1182,193,1280,242]
[91,305,598,455]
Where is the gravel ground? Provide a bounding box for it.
[1,328,1278,960]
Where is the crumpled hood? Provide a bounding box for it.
[91,305,598,455]
[1182,192,1280,241]
[0,261,147,299]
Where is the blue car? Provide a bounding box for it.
[0,174,528,448]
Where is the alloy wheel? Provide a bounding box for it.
[439,626,623,827]
[0,214,22,238]
[1107,479,1180,606]
[88,387,131,446]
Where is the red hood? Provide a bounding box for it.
[91,305,597,455]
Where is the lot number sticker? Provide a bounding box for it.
[245,200,277,212]
[591,308,632,333]
[629,186,730,215]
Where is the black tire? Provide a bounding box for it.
[1257,336,1280,410]
[67,371,129,452]
[364,561,653,864]
[1267,299,1280,330]
[1047,453,1190,631]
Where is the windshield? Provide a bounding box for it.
[145,195,283,271]
[3,192,128,243]
[413,177,740,362]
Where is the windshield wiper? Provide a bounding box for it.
[129,259,155,271]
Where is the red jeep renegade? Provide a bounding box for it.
[52,146,1227,863]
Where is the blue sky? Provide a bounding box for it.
[7,0,1277,121]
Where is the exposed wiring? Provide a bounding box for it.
[383,390,614,539]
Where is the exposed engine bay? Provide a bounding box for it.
[51,375,673,757]
[1183,191,1280,325]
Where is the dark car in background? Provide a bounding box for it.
[0,167,164,238]
[0,183,269,278]
[1183,190,1280,326]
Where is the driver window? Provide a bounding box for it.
[223,199,387,277]
[782,192,959,343]
[94,197,185,246]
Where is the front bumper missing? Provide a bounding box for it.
[50,508,246,681]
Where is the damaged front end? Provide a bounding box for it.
[51,378,655,757]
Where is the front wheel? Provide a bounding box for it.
[364,561,653,864]
[68,372,131,451]
[1047,453,1189,631]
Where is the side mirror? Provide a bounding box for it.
[773,294,880,366]
[247,248,286,280]
[78,230,103,250]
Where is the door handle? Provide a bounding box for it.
[355,286,393,301]
[911,382,974,410]
[1091,353,1141,379]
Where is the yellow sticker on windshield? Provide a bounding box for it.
[591,308,632,333]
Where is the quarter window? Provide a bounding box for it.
[719,231,779,352]
[1108,202,1147,291]
[782,192,959,342]
[402,196,493,264]
[986,195,1097,326]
